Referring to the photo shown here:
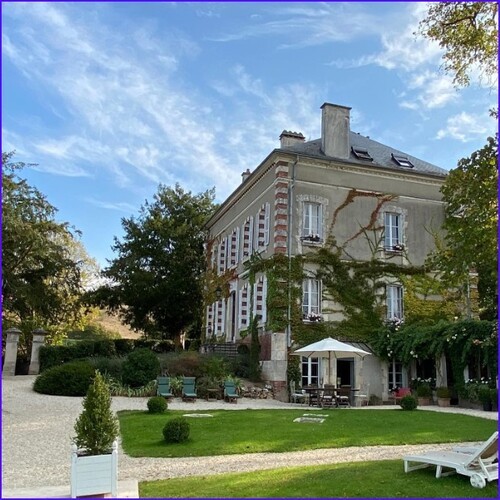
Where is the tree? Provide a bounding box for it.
[2,152,88,355]
[418,2,498,87]
[95,184,215,343]
[430,135,498,320]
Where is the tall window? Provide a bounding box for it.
[386,285,403,320]
[388,359,404,390]
[218,238,227,274]
[302,279,321,320]
[302,202,322,240]
[229,228,240,268]
[384,212,401,249]
[242,217,254,260]
[239,284,249,330]
[255,203,270,250]
[301,357,320,386]
[253,276,267,324]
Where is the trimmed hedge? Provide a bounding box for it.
[147,396,168,413]
[39,339,174,372]
[33,361,96,396]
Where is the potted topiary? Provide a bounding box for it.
[478,386,492,412]
[436,386,451,407]
[416,384,432,406]
[71,370,119,498]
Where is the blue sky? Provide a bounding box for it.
[2,1,497,268]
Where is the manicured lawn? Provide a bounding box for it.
[118,409,496,458]
[139,459,498,497]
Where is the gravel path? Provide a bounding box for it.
[2,376,496,489]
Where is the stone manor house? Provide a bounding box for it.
[204,102,447,401]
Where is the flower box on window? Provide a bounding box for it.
[303,312,322,322]
[301,234,322,243]
[385,244,404,252]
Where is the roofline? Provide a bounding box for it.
[206,148,447,229]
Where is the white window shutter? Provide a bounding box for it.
[264,202,270,246]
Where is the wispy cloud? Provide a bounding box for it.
[84,197,138,213]
[210,3,386,47]
[2,2,241,198]
[436,112,491,142]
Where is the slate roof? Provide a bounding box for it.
[280,132,448,177]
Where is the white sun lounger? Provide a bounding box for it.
[403,431,498,489]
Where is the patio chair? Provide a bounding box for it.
[321,385,336,408]
[403,431,498,489]
[224,380,240,403]
[289,381,307,404]
[390,387,411,404]
[336,387,350,407]
[156,376,173,399]
[181,377,197,402]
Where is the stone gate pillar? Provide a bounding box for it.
[28,328,47,375]
[2,328,21,377]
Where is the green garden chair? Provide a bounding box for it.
[182,377,197,402]
[224,380,240,403]
[156,376,173,399]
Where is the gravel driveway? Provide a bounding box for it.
[2,376,496,490]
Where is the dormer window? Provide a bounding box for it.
[352,147,373,161]
[391,154,414,168]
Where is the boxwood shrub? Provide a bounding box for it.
[147,396,168,413]
[34,361,96,396]
[163,417,190,443]
[122,348,160,388]
[399,394,418,411]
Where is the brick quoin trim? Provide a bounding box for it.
[273,162,290,254]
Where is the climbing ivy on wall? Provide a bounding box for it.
[204,188,459,353]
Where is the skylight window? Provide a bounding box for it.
[391,153,414,168]
[352,147,373,161]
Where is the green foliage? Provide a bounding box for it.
[119,409,497,458]
[147,396,168,414]
[163,417,190,443]
[102,374,157,397]
[67,323,120,341]
[34,360,95,396]
[73,371,119,455]
[122,348,160,388]
[87,356,125,381]
[94,183,215,343]
[478,385,491,405]
[248,315,261,382]
[399,395,418,411]
[196,376,222,399]
[431,136,498,320]
[416,384,432,398]
[200,355,230,380]
[370,319,497,388]
[1,152,97,355]
[286,355,301,387]
[436,386,451,399]
[418,2,498,87]
[160,351,204,377]
[139,459,499,499]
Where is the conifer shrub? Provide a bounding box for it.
[147,396,168,413]
[163,417,190,443]
[34,361,95,396]
[73,371,119,455]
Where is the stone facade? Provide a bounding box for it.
[204,102,447,402]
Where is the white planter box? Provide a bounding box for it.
[71,440,118,498]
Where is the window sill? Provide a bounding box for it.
[300,239,324,246]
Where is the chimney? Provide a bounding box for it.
[320,102,351,159]
[279,130,305,149]
[241,168,251,183]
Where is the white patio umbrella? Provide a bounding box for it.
[291,337,371,386]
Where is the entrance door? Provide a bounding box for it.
[337,359,354,386]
